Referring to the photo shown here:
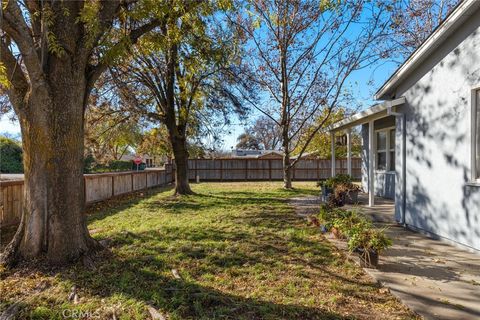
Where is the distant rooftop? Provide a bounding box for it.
[232,149,283,158]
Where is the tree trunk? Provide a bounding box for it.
[171,134,193,195]
[1,84,100,266]
[283,153,293,189]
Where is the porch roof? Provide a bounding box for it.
[328,97,405,133]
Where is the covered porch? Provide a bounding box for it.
[328,97,405,210]
[344,192,395,224]
[325,192,480,320]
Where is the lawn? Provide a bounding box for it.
[0,182,416,319]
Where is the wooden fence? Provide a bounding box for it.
[1,159,361,228]
[188,158,362,181]
[0,165,173,228]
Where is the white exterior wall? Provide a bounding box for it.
[394,8,480,250]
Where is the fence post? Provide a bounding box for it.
[220,159,223,181]
[269,159,272,181]
[111,175,115,197]
[131,173,134,192]
[194,160,198,182]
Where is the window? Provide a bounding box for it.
[376,131,387,170]
[376,128,395,172]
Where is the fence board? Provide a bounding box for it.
[113,173,133,196]
[85,176,113,203]
[1,165,174,227]
[188,158,362,181]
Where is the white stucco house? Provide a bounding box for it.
[329,0,480,252]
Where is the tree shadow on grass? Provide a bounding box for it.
[1,182,398,319]
[86,185,175,224]
[48,223,377,319]
[133,193,293,217]
[59,254,350,320]
[0,250,359,320]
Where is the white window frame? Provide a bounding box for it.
[375,126,396,173]
[471,86,480,182]
[389,129,395,172]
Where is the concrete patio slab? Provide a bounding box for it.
[292,194,480,320]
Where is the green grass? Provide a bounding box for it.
[0,182,417,319]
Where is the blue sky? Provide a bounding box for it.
[0,59,399,148]
[221,58,400,149]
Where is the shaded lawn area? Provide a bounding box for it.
[0,182,417,319]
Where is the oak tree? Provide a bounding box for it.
[0,0,163,266]
[110,1,243,194]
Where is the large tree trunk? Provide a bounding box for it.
[170,134,193,195]
[1,80,100,266]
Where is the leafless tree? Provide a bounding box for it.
[231,0,393,188]
[390,0,459,58]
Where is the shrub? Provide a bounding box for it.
[0,136,23,173]
[318,206,361,231]
[347,227,392,254]
[319,203,393,256]
[108,160,134,171]
[84,154,96,173]
[84,159,134,173]
[320,174,360,207]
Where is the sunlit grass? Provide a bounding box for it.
[0,182,417,319]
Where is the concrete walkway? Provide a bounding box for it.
[291,194,480,320]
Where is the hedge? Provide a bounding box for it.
[0,136,23,173]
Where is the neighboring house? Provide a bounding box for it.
[232,149,284,159]
[120,154,163,167]
[330,0,480,252]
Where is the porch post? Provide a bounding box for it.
[331,132,336,177]
[347,128,352,176]
[368,120,375,207]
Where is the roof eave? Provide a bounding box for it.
[329,97,406,132]
[375,0,479,101]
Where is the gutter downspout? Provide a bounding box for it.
[387,105,407,226]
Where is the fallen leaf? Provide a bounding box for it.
[379,287,389,294]
[171,269,181,279]
[147,305,167,320]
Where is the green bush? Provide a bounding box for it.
[0,136,23,173]
[85,159,134,173]
[108,160,134,171]
[84,154,96,173]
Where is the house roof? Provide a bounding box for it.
[232,149,283,158]
[329,97,405,132]
[256,151,284,159]
[375,0,480,100]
